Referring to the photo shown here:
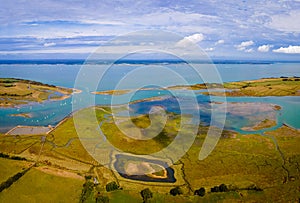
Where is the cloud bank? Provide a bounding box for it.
[176,33,204,47]
[257,45,273,52]
[236,41,254,51]
[273,45,300,54]
[0,0,300,59]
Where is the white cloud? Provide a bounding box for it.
[245,48,254,53]
[176,33,204,47]
[43,42,56,47]
[273,45,300,54]
[268,10,300,32]
[1,1,300,58]
[205,47,215,52]
[235,40,254,51]
[257,44,273,52]
[215,39,225,45]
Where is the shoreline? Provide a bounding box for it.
[0,78,82,108]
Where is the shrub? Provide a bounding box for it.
[0,170,28,192]
[219,184,228,192]
[105,181,119,192]
[140,188,153,202]
[80,181,94,203]
[247,184,263,191]
[84,175,92,180]
[0,152,9,158]
[194,187,205,197]
[211,186,220,193]
[10,156,27,161]
[170,186,183,196]
[96,194,109,203]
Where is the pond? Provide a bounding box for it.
[114,154,176,183]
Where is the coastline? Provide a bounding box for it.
[0,77,82,108]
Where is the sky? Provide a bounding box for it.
[0,0,300,60]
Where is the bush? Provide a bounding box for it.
[170,186,183,196]
[80,181,94,203]
[194,187,205,197]
[105,181,119,192]
[95,194,109,203]
[247,184,263,191]
[211,184,229,193]
[0,152,9,158]
[10,156,27,161]
[0,170,28,192]
[141,188,153,202]
[211,186,220,193]
[84,175,92,180]
[219,184,228,192]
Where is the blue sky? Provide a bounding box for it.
[0,0,300,60]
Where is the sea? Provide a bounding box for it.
[0,60,299,133]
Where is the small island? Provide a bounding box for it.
[0,78,78,107]
[91,89,131,95]
[9,113,33,118]
[114,154,176,183]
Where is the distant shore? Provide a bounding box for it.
[89,77,300,97]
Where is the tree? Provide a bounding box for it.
[194,187,205,197]
[96,193,109,203]
[80,181,94,203]
[211,186,220,193]
[105,181,119,192]
[140,188,153,202]
[170,186,183,196]
[219,184,228,192]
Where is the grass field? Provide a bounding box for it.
[0,168,84,203]
[101,113,181,155]
[0,105,299,202]
[0,134,41,154]
[0,158,32,183]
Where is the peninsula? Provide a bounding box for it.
[0,78,78,107]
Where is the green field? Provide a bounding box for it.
[0,105,299,202]
[0,168,84,203]
[0,134,41,154]
[0,158,32,183]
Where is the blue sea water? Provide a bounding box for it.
[0,61,299,132]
